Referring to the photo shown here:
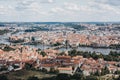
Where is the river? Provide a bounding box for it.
[0,32,120,55]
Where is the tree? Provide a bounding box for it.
[31,37,35,41]
[56,73,71,80]
[91,52,99,60]
[59,52,65,56]
[101,66,110,75]
[0,75,8,80]
[103,55,113,61]
[49,67,59,74]
[68,49,77,57]
[41,76,56,80]
[94,70,101,76]
[72,73,85,80]
[83,51,91,58]
[0,66,8,71]
[116,75,120,80]
[104,66,110,74]
[85,76,98,80]
[53,42,61,46]
[27,76,39,80]
[65,40,69,49]
[41,68,48,73]
[97,54,103,59]
[115,70,120,74]
[39,51,47,57]
[24,63,32,70]
[2,45,15,51]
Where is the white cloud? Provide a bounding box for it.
[15,0,35,11]
[15,1,46,14]
[63,2,97,13]
[64,3,80,11]
[39,0,55,3]
[89,1,120,14]
[51,7,65,13]
[0,5,13,15]
[0,5,7,14]
[48,0,54,3]
[95,0,120,6]
[0,0,120,22]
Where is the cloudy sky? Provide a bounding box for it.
[0,0,120,22]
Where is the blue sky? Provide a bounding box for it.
[0,0,120,22]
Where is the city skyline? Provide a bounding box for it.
[0,0,120,22]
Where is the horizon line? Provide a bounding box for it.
[0,21,120,23]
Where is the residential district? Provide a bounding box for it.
[0,22,120,80]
